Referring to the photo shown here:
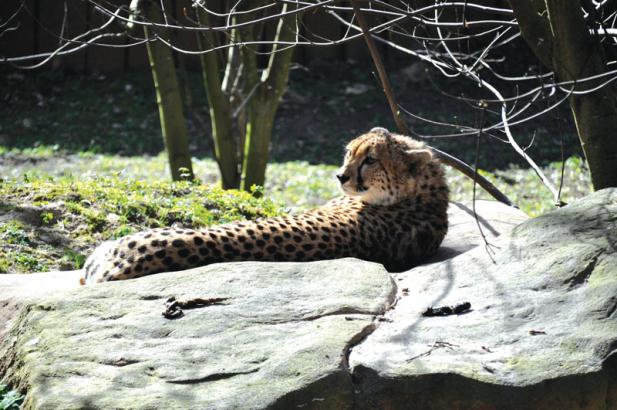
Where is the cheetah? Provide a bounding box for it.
[81,128,449,284]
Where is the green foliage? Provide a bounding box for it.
[0,384,23,410]
[40,212,54,225]
[11,253,46,272]
[0,175,285,273]
[0,221,30,245]
[446,156,592,216]
[62,250,87,270]
[266,161,339,209]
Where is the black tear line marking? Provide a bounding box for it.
[165,368,259,384]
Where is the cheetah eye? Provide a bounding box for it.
[365,155,377,165]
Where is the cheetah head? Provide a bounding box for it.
[336,128,434,205]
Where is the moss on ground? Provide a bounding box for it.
[0,176,285,273]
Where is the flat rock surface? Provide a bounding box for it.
[350,188,617,409]
[429,200,528,262]
[0,270,82,341]
[1,259,394,409]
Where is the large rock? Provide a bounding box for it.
[0,259,395,409]
[11,197,600,409]
[350,188,617,409]
[0,270,82,341]
[429,200,528,262]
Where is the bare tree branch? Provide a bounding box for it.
[351,0,515,206]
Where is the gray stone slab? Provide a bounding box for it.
[1,259,394,409]
[430,200,528,262]
[16,196,614,410]
[349,189,617,409]
[0,270,82,341]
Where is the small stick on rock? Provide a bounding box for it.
[162,296,230,319]
[422,302,472,317]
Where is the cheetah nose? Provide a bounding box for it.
[336,174,350,184]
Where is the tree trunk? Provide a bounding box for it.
[510,0,617,189]
[240,4,297,192]
[195,2,297,192]
[241,100,276,192]
[137,0,193,181]
[196,10,239,189]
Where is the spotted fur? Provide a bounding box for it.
[81,129,449,284]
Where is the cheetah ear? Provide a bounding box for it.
[405,149,433,176]
[370,127,390,137]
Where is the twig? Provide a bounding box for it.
[350,0,407,134]
[162,296,229,319]
[431,148,514,206]
[473,102,498,263]
[406,340,459,362]
[480,80,560,203]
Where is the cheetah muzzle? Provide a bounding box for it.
[82,129,449,284]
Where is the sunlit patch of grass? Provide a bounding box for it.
[446,156,592,216]
[266,161,340,209]
[0,175,286,273]
[0,148,594,217]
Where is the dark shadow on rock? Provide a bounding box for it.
[449,202,501,236]
[353,353,617,410]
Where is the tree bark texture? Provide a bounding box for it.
[197,2,296,192]
[510,0,617,189]
[139,0,193,181]
[241,4,296,192]
[197,10,239,189]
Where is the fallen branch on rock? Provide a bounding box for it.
[422,302,472,317]
[162,296,230,319]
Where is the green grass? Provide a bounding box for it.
[0,174,285,273]
[0,221,30,245]
[446,156,592,216]
[0,384,23,410]
[0,147,592,213]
